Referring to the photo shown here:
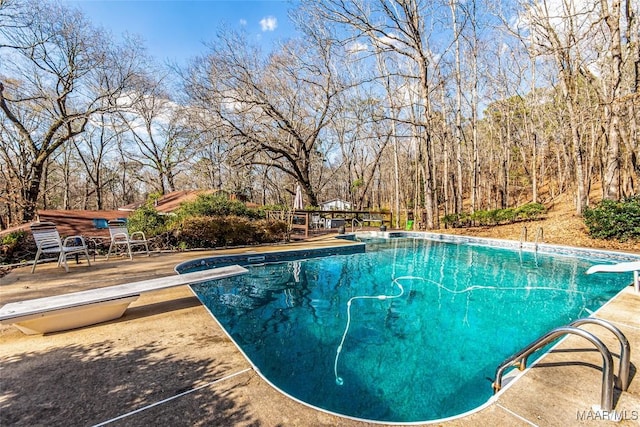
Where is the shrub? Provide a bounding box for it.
[175,194,258,219]
[2,230,26,248]
[516,202,546,220]
[442,213,471,228]
[471,210,490,226]
[441,203,546,229]
[1,231,30,264]
[496,208,517,224]
[584,195,640,241]
[174,216,288,248]
[256,218,289,241]
[126,203,168,237]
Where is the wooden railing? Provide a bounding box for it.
[266,210,393,238]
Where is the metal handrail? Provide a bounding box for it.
[351,218,363,232]
[519,226,528,248]
[492,326,614,411]
[569,318,630,391]
[534,226,544,251]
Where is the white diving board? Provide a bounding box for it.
[586,260,640,294]
[0,265,248,335]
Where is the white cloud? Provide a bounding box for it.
[259,16,277,32]
[239,19,247,27]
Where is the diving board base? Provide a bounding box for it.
[9,295,139,335]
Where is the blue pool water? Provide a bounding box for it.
[186,238,633,423]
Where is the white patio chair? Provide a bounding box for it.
[30,222,91,273]
[311,213,324,229]
[106,220,150,260]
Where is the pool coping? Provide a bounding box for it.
[174,242,366,273]
[340,231,640,263]
[177,233,640,425]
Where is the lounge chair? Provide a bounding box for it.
[106,220,150,260]
[30,222,92,273]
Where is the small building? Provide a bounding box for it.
[320,199,352,211]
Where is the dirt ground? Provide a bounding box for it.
[436,198,639,253]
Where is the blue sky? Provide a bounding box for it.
[65,0,300,65]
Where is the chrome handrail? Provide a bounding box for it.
[569,318,630,391]
[351,218,362,232]
[534,226,544,251]
[492,325,614,411]
[519,226,528,248]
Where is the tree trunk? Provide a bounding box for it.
[601,0,623,200]
[450,0,464,215]
[23,163,44,222]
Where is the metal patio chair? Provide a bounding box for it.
[106,220,150,260]
[30,222,92,273]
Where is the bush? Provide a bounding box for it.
[126,203,168,237]
[496,208,517,223]
[471,210,491,226]
[173,216,288,248]
[442,213,471,228]
[1,231,30,264]
[516,202,547,220]
[441,202,546,229]
[584,195,640,241]
[175,194,259,219]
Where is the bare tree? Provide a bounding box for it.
[72,114,124,209]
[0,0,143,222]
[301,0,452,227]
[518,0,593,214]
[118,73,197,195]
[184,31,344,206]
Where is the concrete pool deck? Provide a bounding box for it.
[1,237,639,426]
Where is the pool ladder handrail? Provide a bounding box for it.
[492,318,630,412]
[520,226,544,251]
[534,226,544,251]
[351,218,363,232]
[519,226,527,248]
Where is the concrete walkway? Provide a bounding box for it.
[1,240,639,426]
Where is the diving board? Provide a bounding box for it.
[586,260,640,293]
[0,265,247,335]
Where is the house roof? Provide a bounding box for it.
[0,190,253,239]
[0,210,128,239]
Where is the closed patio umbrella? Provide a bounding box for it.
[294,183,303,210]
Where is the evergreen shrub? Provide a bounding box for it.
[126,202,167,237]
[583,195,640,241]
[442,202,547,228]
[175,194,260,219]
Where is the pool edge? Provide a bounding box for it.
[178,233,639,425]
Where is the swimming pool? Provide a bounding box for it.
[177,235,638,423]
